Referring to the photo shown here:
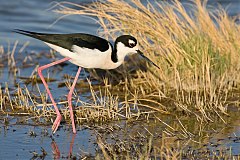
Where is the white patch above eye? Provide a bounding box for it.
[128,39,136,47]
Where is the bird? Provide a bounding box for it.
[14,29,160,134]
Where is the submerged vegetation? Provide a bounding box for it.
[1,0,240,159]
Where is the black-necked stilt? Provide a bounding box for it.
[14,29,159,134]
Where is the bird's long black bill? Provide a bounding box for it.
[13,29,43,40]
[137,50,160,69]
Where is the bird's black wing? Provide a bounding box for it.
[14,29,110,52]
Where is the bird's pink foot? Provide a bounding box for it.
[52,115,62,133]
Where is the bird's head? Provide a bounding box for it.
[115,35,160,69]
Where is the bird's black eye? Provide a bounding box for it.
[129,42,135,48]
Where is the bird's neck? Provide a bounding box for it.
[111,48,118,63]
[111,42,127,65]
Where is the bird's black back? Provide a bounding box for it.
[14,29,110,52]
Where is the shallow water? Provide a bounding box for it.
[1,113,240,159]
[0,0,240,159]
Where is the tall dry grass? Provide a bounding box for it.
[53,0,240,121]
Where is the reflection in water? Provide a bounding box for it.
[51,141,61,159]
[0,113,239,159]
[51,133,76,159]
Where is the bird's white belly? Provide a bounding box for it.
[45,43,119,69]
[69,51,107,69]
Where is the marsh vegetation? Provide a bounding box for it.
[1,0,240,159]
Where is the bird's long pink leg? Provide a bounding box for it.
[68,67,81,134]
[37,57,71,133]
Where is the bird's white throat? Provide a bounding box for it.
[115,41,138,62]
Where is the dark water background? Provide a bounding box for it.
[0,0,240,159]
